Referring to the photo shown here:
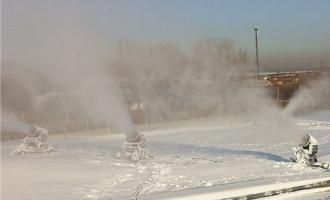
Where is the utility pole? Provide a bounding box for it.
[254,26,260,78]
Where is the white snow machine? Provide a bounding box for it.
[290,134,329,169]
[117,130,150,162]
[12,125,54,155]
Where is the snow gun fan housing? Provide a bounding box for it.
[12,125,54,155]
[300,134,318,154]
[117,130,150,162]
[291,134,329,169]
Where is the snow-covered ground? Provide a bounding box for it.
[2,111,330,200]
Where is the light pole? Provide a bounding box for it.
[254,26,260,78]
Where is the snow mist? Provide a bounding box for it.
[2,0,302,143]
[1,112,30,136]
[111,41,302,143]
[284,73,330,115]
[2,0,136,135]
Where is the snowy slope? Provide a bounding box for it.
[2,111,330,200]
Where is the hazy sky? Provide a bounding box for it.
[2,0,330,70]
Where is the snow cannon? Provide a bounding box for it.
[291,134,329,169]
[117,130,150,162]
[12,125,54,155]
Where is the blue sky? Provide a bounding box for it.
[3,0,330,69]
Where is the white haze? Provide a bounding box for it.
[1,0,303,143]
[2,0,136,135]
[1,112,30,135]
[284,73,330,115]
[110,41,302,142]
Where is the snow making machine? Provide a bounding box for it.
[291,134,329,169]
[12,125,54,155]
[117,130,150,162]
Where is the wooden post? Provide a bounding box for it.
[144,114,149,132]
[161,115,164,129]
[86,120,90,135]
[106,122,111,135]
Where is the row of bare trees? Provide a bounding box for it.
[111,39,251,121]
[2,38,251,134]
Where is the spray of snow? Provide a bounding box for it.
[1,112,30,135]
[284,73,330,115]
[111,41,302,142]
[2,1,303,143]
[2,0,136,136]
